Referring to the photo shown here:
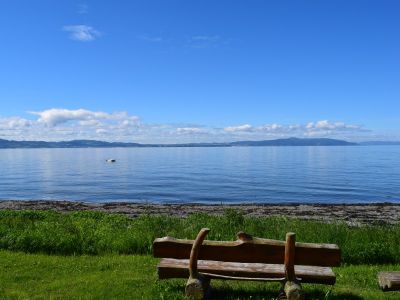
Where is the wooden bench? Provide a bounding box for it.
[153,228,341,300]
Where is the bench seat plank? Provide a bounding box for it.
[378,272,400,291]
[158,258,336,285]
[153,237,340,267]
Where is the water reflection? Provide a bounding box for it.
[0,146,399,203]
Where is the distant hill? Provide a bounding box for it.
[230,137,357,146]
[0,137,357,148]
[0,139,142,148]
[359,141,400,146]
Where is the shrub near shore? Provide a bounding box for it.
[0,209,399,265]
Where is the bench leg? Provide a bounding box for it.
[185,274,211,300]
[278,281,304,300]
[282,233,305,300]
[284,280,304,300]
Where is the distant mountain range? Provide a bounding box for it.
[0,137,358,148]
[0,139,142,148]
[359,141,400,146]
[230,138,357,146]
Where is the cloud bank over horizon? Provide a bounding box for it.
[0,108,387,143]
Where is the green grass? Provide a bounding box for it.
[1,210,400,299]
[0,209,399,264]
[0,250,399,299]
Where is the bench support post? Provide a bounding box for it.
[282,232,304,300]
[185,228,211,299]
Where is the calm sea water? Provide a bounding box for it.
[0,146,399,204]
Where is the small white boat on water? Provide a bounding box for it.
[106,159,116,163]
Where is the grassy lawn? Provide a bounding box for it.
[0,251,399,299]
[1,210,400,299]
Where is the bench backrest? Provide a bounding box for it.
[153,234,341,267]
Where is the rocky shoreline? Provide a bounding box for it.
[1,200,400,225]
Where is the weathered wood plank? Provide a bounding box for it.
[378,272,400,291]
[153,236,340,267]
[158,258,336,285]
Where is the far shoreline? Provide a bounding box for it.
[1,200,400,225]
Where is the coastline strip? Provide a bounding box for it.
[1,200,399,225]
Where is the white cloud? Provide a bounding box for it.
[119,118,140,128]
[96,129,108,135]
[221,120,369,141]
[306,122,314,129]
[259,123,283,132]
[0,117,31,129]
[0,111,377,143]
[30,108,138,127]
[288,124,301,131]
[224,124,253,132]
[63,25,101,42]
[308,120,360,130]
[176,127,207,134]
[79,119,102,127]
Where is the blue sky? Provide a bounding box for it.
[0,0,399,142]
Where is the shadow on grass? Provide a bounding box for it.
[324,294,364,300]
[211,287,364,300]
[210,287,280,299]
[164,284,364,300]
[306,288,364,300]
